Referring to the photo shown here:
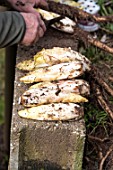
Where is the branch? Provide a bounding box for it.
[95,85,113,120]
[99,144,113,170]
[108,76,113,82]
[88,135,109,143]
[100,27,113,35]
[91,66,113,97]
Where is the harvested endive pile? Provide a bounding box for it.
[17,47,91,121]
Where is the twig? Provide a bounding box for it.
[95,85,113,120]
[100,27,113,35]
[104,1,113,6]
[99,144,113,170]
[108,76,113,82]
[99,151,103,160]
[88,135,109,142]
[93,15,113,23]
[85,156,94,163]
[91,66,113,97]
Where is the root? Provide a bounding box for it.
[88,135,109,143]
[74,27,113,55]
[88,66,113,119]
[46,1,113,23]
[94,85,113,120]
[44,1,113,55]
[91,66,113,97]
[99,144,113,170]
[108,76,113,82]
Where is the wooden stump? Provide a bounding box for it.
[9,28,86,170]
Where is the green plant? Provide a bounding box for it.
[79,46,113,64]
[84,103,108,132]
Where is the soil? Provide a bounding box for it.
[83,64,113,170]
[0,28,113,170]
[0,124,8,170]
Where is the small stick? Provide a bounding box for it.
[91,66,113,97]
[100,27,113,35]
[88,135,109,143]
[108,76,113,82]
[85,156,94,163]
[99,144,113,170]
[95,86,113,120]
